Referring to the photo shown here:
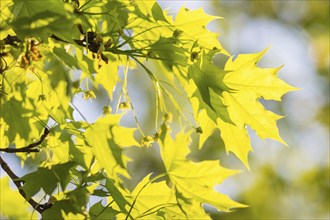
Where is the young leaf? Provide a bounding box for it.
[126,174,195,219]
[223,91,286,144]
[84,114,138,179]
[159,127,246,212]
[174,7,228,53]
[189,50,297,168]
[0,98,32,143]
[217,117,253,168]
[150,37,189,69]
[223,49,298,101]
[95,56,119,100]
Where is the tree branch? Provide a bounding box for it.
[0,156,52,213]
[0,128,50,153]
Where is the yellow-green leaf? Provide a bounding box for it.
[159,128,245,212]
[129,174,180,219]
[217,118,253,169]
[95,55,119,100]
[224,49,298,101]
[0,177,36,219]
[84,114,138,179]
[174,7,228,54]
[223,91,286,145]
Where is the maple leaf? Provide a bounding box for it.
[128,174,188,219]
[223,49,298,101]
[221,49,298,145]
[188,51,232,123]
[159,126,246,213]
[84,114,138,179]
[222,91,286,144]
[0,177,35,219]
[189,49,297,168]
[174,7,228,54]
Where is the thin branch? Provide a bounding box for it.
[0,156,52,213]
[0,128,50,153]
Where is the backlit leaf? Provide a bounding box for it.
[0,177,36,219]
[159,127,246,212]
[174,7,228,54]
[223,49,298,101]
[84,114,138,179]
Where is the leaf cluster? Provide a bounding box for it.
[0,0,296,219]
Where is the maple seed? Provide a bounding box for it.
[119,102,130,110]
[72,80,80,88]
[196,127,203,134]
[141,136,154,147]
[103,106,111,115]
[173,29,182,38]
[190,51,200,62]
[83,90,96,100]
[163,112,173,123]
[153,132,160,142]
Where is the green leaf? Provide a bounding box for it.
[10,0,77,42]
[20,168,58,198]
[151,37,189,69]
[52,162,76,191]
[42,196,88,220]
[189,50,297,168]
[217,117,253,169]
[151,2,169,23]
[105,178,130,215]
[42,200,72,220]
[84,121,124,179]
[0,97,31,142]
[42,184,96,219]
[69,137,95,170]
[220,50,297,146]
[188,51,232,123]
[44,128,72,166]
[53,47,80,70]
[89,200,119,220]
[20,162,75,198]
[195,110,253,168]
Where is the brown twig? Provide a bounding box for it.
[0,128,50,153]
[0,156,52,213]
